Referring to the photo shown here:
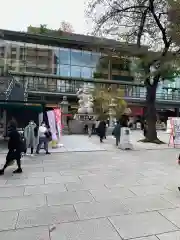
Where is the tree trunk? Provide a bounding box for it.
[145,82,158,142]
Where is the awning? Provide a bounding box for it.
[46,103,58,108]
[130,106,143,116]
[0,102,43,112]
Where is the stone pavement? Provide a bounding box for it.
[0,135,106,154]
[0,131,172,154]
[90,130,172,151]
[0,135,180,239]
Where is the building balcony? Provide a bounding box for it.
[10,71,180,106]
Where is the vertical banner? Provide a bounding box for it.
[173,118,180,145]
[47,110,57,141]
[168,117,180,147]
[54,108,62,141]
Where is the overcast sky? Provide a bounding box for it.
[0,0,90,34]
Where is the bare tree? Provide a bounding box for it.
[59,21,74,33]
[168,0,180,45]
[86,0,180,143]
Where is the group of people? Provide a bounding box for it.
[0,120,52,175]
[88,115,130,145]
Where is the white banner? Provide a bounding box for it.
[173,118,180,145]
[39,112,43,126]
[47,110,57,141]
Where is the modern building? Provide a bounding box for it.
[0,28,179,129]
[0,29,148,104]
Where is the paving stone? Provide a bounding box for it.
[74,200,130,220]
[60,170,91,176]
[16,205,78,228]
[5,178,44,187]
[50,218,121,240]
[0,195,46,211]
[0,134,179,238]
[24,184,67,195]
[0,186,25,198]
[60,135,105,152]
[43,166,71,172]
[26,172,62,178]
[132,237,158,240]
[0,211,18,231]
[159,208,180,228]
[47,190,94,206]
[157,231,180,239]
[45,176,80,184]
[0,179,7,186]
[90,188,135,201]
[129,185,172,196]
[161,191,180,207]
[121,195,175,213]
[136,177,167,186]
[0,226,50,240]
[23,167,44,173]
[109,212,177,239]
[65,180,107,191]
[104,176,142,188]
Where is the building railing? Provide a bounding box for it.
[10,72,180,102]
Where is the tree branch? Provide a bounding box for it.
[149,0,168,46]
[137,8,149,47]
[95,4,148,32]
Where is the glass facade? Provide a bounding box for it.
[53,48,103,79]
[0,40,133,81]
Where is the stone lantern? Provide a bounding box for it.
[60,96,69,127]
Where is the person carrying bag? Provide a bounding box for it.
[0,123,23,175]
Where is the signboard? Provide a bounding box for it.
[173,118,180,145]
[119,127,133,150]
[168,117,180,147]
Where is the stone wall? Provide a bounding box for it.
[69,120,86,134]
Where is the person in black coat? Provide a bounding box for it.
[0,124,23,175]
[97,120,106,143]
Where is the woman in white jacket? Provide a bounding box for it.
[36,122,50,154]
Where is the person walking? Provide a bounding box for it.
[24,120,37,156]
[143,120,148,137]
[87,117,93,137]
[36,122,50,154]
[0,123,23,175]
[112,120,121,147]
[97,120,106,143]
[7,117,18,136]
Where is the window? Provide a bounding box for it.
[71,49,82,66]
[82,51,92,67]
[60,48,70,64]
[91,52,101,67]
[55,66,60,75]
[81,67,92,79]
[53,49,60,64]
[71,66,81,78]
[57,80,71,93]
[60,65,70,77]
[27,77,34,89]
[0,47,4,58]
[38,77,47,89]
[48,78,57,92]
[57,80,65,92]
